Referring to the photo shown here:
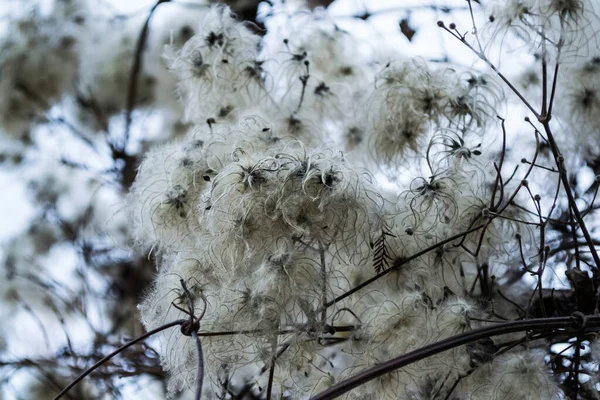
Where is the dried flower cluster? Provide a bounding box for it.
[1,0,600,398]
[128,2,593,398]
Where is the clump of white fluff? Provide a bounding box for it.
[555,56,600,154]
[367,60,499,170]
[138,263,248,396]
[486,0,537,28]
[426,131,485,174]
[129,137,215,250]
[165,5,263,123]
[126,4,555,399]
[339,289,475,399]
[469,349,562,399]
[205,142,379,265]
[400,173,461,234]
[261,13,374,121]
[336,291,480,400]
[485,0,599,62]
[335,289,431,399]
[367,60,431,166]
[256,11,379,157]
[137,133,385,396]
[389,227,466,299]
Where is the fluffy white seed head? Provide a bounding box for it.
[165,5,262,123]
[129,139,213,250]
[471,350,562,399]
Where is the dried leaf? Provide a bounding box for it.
[399,18,416,42]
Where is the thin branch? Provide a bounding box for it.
[541,37,548,115]
[323,223,486,308]
[265,341,277,400]
[490,116,507,210]
[439,16,600,270]
[542,120,600,269]
[121,0,170,150]
[337,4,470,20]
[318,241,328,325]
[53,319,186,400]
[191,329,204,400]
[438,22,541,119]
[296,61,310,113]
[179,279,205,400]
[466,0,483,52]
[546,21,565,118]
[310,315,600,399]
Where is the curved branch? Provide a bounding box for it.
[53,319,186,400]
[191,329,204,400]
[323,223,486,308]
[121,0,170,150]
[310,315,600,399]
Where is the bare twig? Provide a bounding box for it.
[53,319,185,400]
[310,315,600,399]
[191,329,204,400]
[438,17,600,270]
[120,0,170,150]
[323,223,486,308]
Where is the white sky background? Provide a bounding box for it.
[2,0,596,398]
